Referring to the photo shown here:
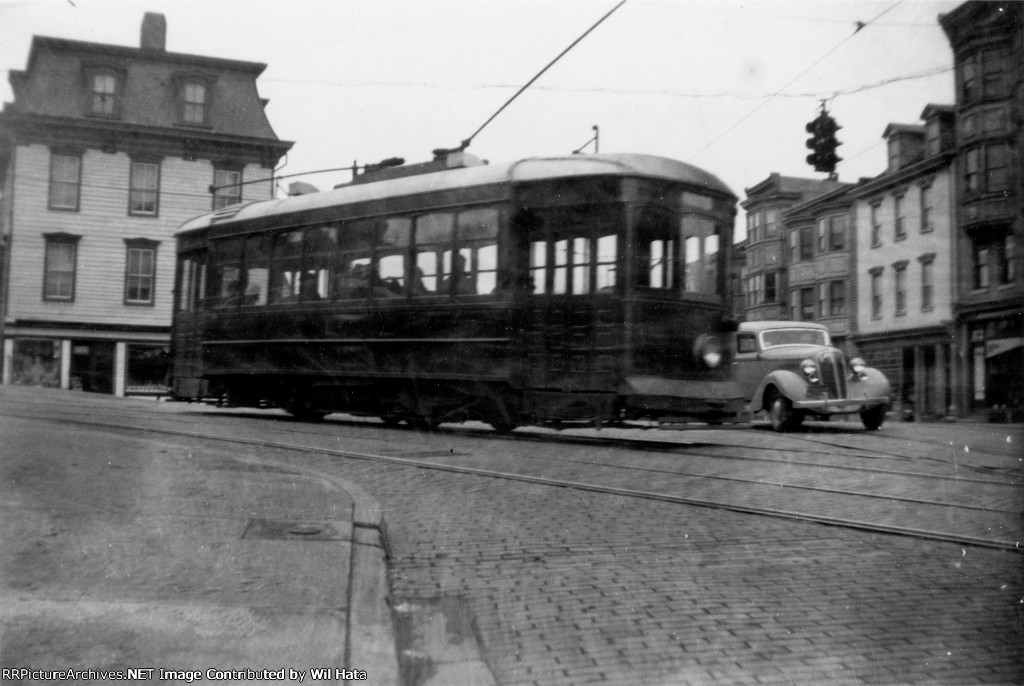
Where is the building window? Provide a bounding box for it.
[894,194,906,241]
[764,271,777,303]
[920,185,933,233]
[893,261,908,315]
[869,268,883,319]
[792,287,814,321]
[212,167,242,209]
[43,233,80,301]
[870,202,881,247]
[965,143,1011,195]
[974,244,990,290]
[829,280,846,316]
[962,47,1007,104]
[791,226,813,262]
[48,152,81,211]
[1004,234,1018,285]
[129,159,160,216]
[829,215,845,251]
[919,254,935,311]
[90,72,118,115]
[183,80,207,124]
[124,239,158,305]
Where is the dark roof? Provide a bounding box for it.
[5,35,282,141]
[742,172,845,207]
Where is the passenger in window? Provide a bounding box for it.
[411,266,431,295]
[300,271,322,301]
[242,282,262,306]
[336,262,371,298]
[222,279,242,306]
[443,254,476,295]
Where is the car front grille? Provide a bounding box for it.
[817,350,847,399]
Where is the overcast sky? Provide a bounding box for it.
[1,0,962,237]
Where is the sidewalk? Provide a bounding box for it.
[0,411,398,685]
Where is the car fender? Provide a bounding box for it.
[747,369,807,412]
[846,367,892,405]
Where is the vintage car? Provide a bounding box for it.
[733,321,891,432]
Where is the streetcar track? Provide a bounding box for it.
[8,398,1016,485]
[2,406,1019,552]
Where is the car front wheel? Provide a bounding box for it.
[767,391,804,432]
[860,404,887,431]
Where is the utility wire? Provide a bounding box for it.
[262,64,951,100]
[688,0,905,162]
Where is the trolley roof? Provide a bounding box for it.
[178,153,735,234]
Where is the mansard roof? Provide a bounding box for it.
[4,35,286,144]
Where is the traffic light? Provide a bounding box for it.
[804,110,842,175]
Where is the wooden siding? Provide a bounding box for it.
[6,143,272,330]
[855,167,955,336]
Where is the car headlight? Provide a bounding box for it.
[850,357,867,378]
[694,334,725,369]
[800,358,820,383]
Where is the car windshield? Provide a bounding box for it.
[760,328,829,348]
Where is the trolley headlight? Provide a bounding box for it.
[850,357,867,378]
[694,334,725,369]
[800,358,820,384]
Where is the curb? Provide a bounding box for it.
[228,454,399,685]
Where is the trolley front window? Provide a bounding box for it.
[682,215,720,296]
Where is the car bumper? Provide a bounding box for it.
[792,396,890,414]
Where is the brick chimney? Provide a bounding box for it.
[140,13,167,51]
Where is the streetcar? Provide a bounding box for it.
[170,151,745,431]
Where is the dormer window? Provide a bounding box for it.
[183,80,207,124]
[92,73,117,114]
[173,73,214,126]
[82,62,124,118]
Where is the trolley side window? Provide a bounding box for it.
[208,238,243,308]
[269,230,303,304]
[413,213,453,296]
[176,253,206,312]
[374,217,410,297]
[243,235,269,306]
[526,205,620,296]
[302,225,337,301]
[455,208,499,296]
[335,221,375,300]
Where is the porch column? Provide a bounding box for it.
[935,342,947,419]
[114,341,126,397]
[60,339,72,389]
[1,339,12,385]
[913,343,925,423]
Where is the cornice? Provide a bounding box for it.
[851,152,955,198]
[0,111,292,165]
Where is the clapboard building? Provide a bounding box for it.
[0,13,292,395]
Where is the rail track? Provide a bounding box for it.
[1,394,1020,553]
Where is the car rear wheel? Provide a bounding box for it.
[860,404,887,431]
[767,391,804,432]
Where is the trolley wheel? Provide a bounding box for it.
[860,404,887,431]
[284,397,328,422]
[767,391,803,433]
[483,400,518,434]
[409,415,442,432]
